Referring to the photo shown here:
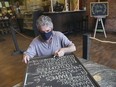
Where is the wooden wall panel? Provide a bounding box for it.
[105,0,116,32]
[86,0,97,31]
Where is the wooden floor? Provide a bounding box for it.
[0,31,116,87]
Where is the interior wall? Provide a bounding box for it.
[105,0,116,32]
[86,0,116,32]
[86,0,97,31]
[26,0,43,11]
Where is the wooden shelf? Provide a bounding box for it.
[23,12,33,30]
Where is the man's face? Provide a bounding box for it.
[39,26,53,41]
[39,26,52,33]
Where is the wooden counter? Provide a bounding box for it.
[33,10,87,36]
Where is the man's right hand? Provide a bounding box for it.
[23,54,30,64]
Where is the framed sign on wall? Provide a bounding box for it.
[90,2,109,17]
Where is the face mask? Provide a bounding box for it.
[40,31,52,40]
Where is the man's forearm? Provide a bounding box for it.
[62,44,76,54]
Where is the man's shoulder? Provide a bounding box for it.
[53,31,64,36]
[32,36,41,43]
[33,36,39,40]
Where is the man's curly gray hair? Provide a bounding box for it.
[36,15,53,29]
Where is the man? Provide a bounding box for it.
[23,15,76,64]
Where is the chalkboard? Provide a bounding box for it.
[23,54,99,87]
[90,2,109,17]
